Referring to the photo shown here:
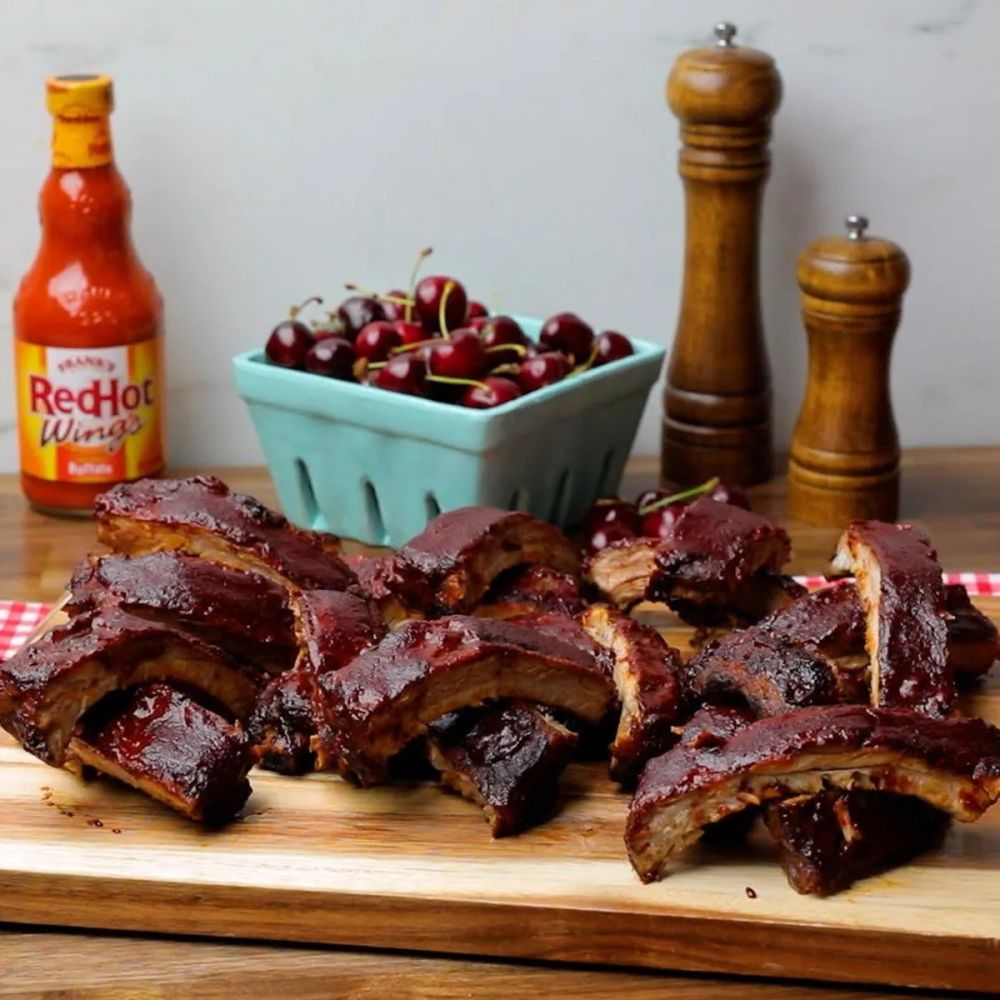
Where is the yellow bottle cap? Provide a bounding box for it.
[45,74,114,119]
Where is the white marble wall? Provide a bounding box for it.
[1,0,996,473]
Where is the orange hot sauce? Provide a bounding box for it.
[13,74,164,515]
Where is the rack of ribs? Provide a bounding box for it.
[427,702,578,837]
[312,615,615,786]
[68,552,297,674]
[0,607,260,766]
[585,499,804,626]
[69,685,252,824]
[94,475,355,591]
[625,704,1000,883]
[380,506,581,615]
[248,590,387,774]
[579,604,684,783]
[832,520,953,717]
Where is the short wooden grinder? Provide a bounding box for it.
[663,23,782,486]
[788,215,911,525]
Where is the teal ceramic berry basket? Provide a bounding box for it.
[232,316,664,546]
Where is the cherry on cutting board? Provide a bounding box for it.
[640,503,685,541]
[517,351,571,392]
[477,316,529,367]
[305,337,356,379]
[265,296,323,369]
[587,520,636,552]
[460,376,522,409]
[427,329,489,379]
[355,321,404,362]
[337,296,386,339]
[539,312,594,364]
[582,497,639,536]
[371,354,428,396]
[414,275,468,333]
[593,330,634,366]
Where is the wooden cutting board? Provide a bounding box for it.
[0,601,998,993]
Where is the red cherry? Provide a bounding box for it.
[466,300,489,321]
[371,354,428,396]
[478,316,529,367]
[461,376,522,409]
[337,296,386,339]
[539,312,594,363]
[427,329,488,379]
[380,289,413,322]
[593,330,634,366]
[390,320,428,347]
[582,497,639,535]
[640,503,685,541]
[414,275,468,333]
[517,351,571,392]
[635,487,672,511]
[587,520,636,553]
[355,321,403,362]
[708,482,752,510]
[305,337,356,379]
[265,320,314,369]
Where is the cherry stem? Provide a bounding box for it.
[637,477,720,516]
[571,339,600,375]
[488,363,519,376]
[289,295,323,319]
[485,342,528,356]
[426,373,488,391]
[438,281,456,339]
[343,283,414,307]
[407,246,434,322]
[390,337,440,355]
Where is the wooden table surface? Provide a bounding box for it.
[1,448,997,999]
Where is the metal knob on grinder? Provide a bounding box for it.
[788,215,911,525]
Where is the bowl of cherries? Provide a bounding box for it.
[233,250,664,546]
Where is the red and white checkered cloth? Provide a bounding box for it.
[0,573,998,661]
[0,601,52,660]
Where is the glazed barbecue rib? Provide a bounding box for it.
[427,702,578,837]
[248,590,386,774]
[684,630,864,718]
[383,506,581,615]
[70,685,252,824]
[313,615,616,786]
[579,604,684,783]
[833,521,953,717]
[473,565,585,620]
[68,552,297,674]
[0,608,260,766]
[945,583,1000,677]
[95,475,354,592]
[625,705,1000,883]
[584,501,803,625]
[764,789,949,896]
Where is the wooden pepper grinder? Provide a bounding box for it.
[663,23,782,486]
[788,215,911,525]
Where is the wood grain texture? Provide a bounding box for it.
[662,29,782,486]
[1,453,1000,996]
[788,221,911,525]
[0,928,919,1000]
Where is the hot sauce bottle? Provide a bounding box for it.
[13,74,164,515]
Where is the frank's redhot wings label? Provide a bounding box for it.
[15,337,163,483]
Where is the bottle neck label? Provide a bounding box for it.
[51,116,113,169]
[15,335,164,484]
